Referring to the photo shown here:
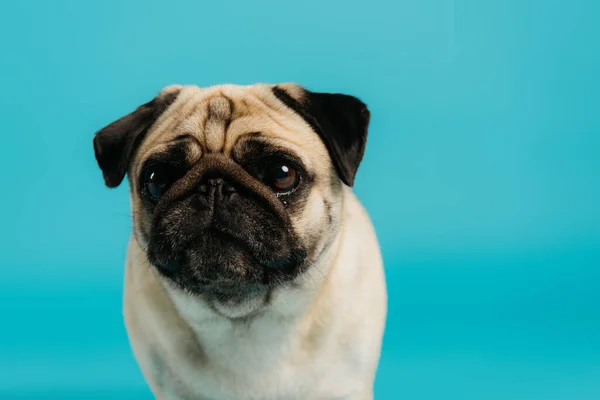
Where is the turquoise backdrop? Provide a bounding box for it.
[1,0,599,399]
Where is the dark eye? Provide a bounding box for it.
[142,164,184,200]
[264,163,299,193]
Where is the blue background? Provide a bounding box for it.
[1,0,599,399]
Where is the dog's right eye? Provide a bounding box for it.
[142,164,184,200]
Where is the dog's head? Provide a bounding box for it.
[93,83,370,304]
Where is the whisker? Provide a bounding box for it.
[114,213,133,218]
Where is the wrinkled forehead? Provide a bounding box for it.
[134,84,329,172]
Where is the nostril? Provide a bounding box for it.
[197,174,236,196]
[222,182,236,193]
[198,183,209,194]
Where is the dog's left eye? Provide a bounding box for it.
[264,163,299,193]
[142,165,184,200]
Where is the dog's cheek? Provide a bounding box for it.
[130,197,153,249]
[289,190,331,259]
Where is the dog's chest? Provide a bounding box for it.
[155,317,359,400]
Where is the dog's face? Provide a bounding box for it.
[93,83,370,303]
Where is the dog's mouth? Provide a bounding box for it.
[188,280,268,301]
[146,227,307,304]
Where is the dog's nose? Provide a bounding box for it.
[197,176,236,198]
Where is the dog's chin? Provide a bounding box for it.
[165,279,271,319]
[208,288,270,319]
[147,234,308,319]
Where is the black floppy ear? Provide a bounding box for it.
[93,89,180,188]
[272,85,370,187]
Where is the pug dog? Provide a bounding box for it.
[93,83,387,400]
